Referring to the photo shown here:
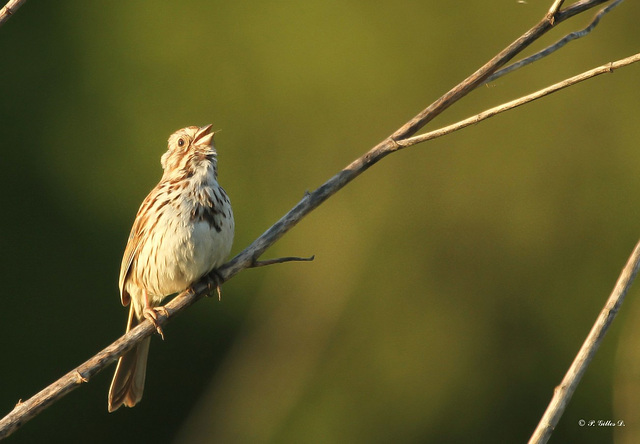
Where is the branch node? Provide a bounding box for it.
[387,137,401,151]
[75,371,88,384]
[0,0,29,28]
[606,61,615,73]
[546,0,565,24]
[546,13,556,26]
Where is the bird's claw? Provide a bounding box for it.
[204,270,223,301]
[143,307,168,340]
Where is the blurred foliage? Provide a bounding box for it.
[1,0,639,443]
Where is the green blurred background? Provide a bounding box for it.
[1,1,639,442]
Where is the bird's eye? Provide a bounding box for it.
[178,138,186,147]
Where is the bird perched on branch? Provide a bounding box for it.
[108,124,234,412]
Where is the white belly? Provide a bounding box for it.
[129,194,234,308]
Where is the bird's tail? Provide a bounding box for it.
[107,305,151,412]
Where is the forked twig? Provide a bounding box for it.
[547,0,566,25]
[487,0,625,83]
[528,240,640,444]
[400,53,640,148]
[387,0,612,141]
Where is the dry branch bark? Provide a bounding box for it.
[0,0,27,27]
[528,240,640,444]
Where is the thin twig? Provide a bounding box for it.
[0,0,27,27]
[251,255,315,268]
[399,53,640,148]
[528,240,640,444]
[549,0,566,13]
[487,0,625,83]
[0,0,622,439]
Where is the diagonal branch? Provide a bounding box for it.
[0,0,625,440]
[528,240,640,444]
[0,0,27,27]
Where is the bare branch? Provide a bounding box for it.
[251,255,315,268]
[0,0,625,439]
[0,312,160,440]
[528,240,640,444]
[487,0,625,83]
[0,0,27,27]
[399,53,640,148]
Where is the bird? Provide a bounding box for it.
[108,124,234,412]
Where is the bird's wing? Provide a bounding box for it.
[118,187,159,306]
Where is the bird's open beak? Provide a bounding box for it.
[194,124,214,147]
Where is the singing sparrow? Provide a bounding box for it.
[108,124,234,412]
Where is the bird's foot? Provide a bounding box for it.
[143,307,168,340]
[204,270,223,301]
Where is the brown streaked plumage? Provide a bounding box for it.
[108,125,234,412]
